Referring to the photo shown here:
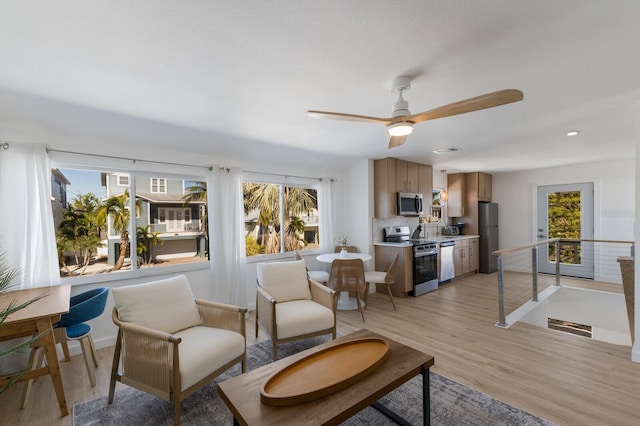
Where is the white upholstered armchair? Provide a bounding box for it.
[108,275,246,426]
[255,259,337,360]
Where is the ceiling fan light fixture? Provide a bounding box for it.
[388,122,413,136]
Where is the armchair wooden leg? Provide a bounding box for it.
[108,330,123,404]
[173,397,181,425]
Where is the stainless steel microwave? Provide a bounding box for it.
[397,192,423,216]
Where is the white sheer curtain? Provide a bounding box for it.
[318,178,336,253]
[208,167,248,307]
[0,143,59,288]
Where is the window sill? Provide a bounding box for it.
[61,261,210,287]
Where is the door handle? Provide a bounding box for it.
[537,235,547,239]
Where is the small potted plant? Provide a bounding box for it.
[336,234,349,258]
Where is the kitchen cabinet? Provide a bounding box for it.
[447,173,466,217]
[374,158,398,217]
[374,158,433,218]
[457,172,493,235]
[469,237,479,272]
[374,245,413,296]
[454,237,479,277]
[478,172,492,201]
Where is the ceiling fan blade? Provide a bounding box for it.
[307,110,392,125]
[388,135,407,149]
[408,89,524,124]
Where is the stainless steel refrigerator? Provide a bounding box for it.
[478,202,499,273]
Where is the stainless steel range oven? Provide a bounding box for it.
[412,242,438,296]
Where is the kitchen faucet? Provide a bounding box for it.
[436,220,446,236]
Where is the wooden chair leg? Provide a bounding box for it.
[54,328,71,362]
[88,334,98,368]
[364,283,370,309]
[356,293,365,322]
[21,346,45,409]
[79,336,97,387]
[386,284,397,311]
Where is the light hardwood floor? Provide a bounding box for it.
[2,272,639,425]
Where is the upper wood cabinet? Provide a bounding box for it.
[374,158,433,218]
[447,173,466,217]
[477,172,492,201]
[374,158,398,218]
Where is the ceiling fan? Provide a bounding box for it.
[307,76,524,149]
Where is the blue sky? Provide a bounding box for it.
[59,168,106,200]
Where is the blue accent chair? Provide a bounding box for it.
[55,287,109,385]
[21,287,109,408]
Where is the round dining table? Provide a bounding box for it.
[316,252,372,310]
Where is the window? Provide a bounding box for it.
[243,181,319,256]
[151,177,167,193]
[51,167,208,280]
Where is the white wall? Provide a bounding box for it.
[493,159,634,250]
[334,158,373,257]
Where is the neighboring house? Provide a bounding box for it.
[102,173,207,265]
[50,168,70,231]
[244,207,320,249]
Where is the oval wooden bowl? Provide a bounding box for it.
[260,337,390,407]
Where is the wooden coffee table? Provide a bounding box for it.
[218,329,435,425]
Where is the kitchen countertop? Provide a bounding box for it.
[373,235,479,247]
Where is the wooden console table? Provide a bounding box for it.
[0,284,70,416]
[218,329,434,425]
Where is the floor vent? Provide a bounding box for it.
[548,318,592,338]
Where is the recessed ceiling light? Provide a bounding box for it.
[566,130,580,136]
[432,147,461,154]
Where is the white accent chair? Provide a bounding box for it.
[256,259,337,361]
[108,275,246,426]
[294,250,329,284]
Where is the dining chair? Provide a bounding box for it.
[334,245,360,253]
[364,253,400,310]
[21,287,109,407]
[294,250,329,284]
[327,258,366,321]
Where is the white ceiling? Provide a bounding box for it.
[1,1,639,173]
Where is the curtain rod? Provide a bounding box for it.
[242,169,335,182]
[46,148,214,171]
[46,148,335,182]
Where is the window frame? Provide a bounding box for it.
[48,157,211,286]
[243,177,321,260]
[150,177,167,194]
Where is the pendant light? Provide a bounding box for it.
[440,170,448,202]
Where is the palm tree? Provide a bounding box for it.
[243,183,317,254]
[97,190,139,271]
[57,193,104,275]
[136,225,163,266]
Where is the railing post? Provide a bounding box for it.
[497,255,507,327]
[531,246,538,302]
[555,240,561,286]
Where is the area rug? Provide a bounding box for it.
[74,336,554,425]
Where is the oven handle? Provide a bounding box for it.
[414,251,437,258]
